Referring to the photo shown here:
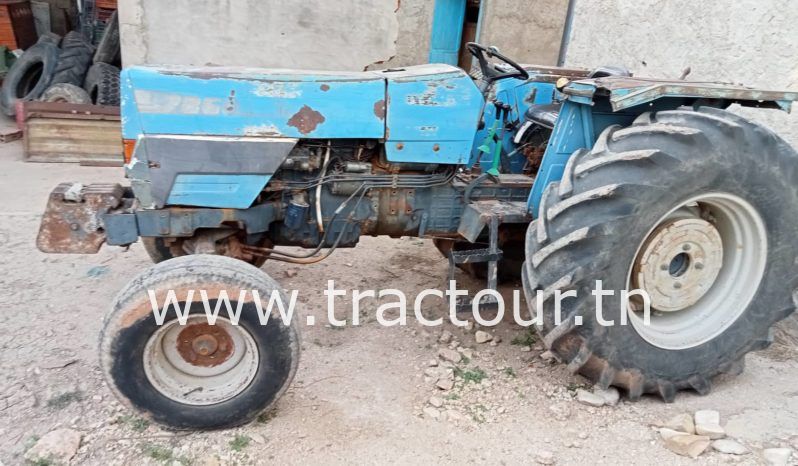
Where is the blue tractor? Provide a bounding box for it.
[38,43,798,429]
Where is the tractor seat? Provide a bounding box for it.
[523,65,632,129]
[524,103,560,129]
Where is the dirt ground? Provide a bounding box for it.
[0,138,797,466]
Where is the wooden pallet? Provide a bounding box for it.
[22,101,123,166]
[0,127,21,142]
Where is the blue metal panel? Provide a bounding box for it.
[384,66,483,164]
[167,174,272,209]
[560,78,798,112]
[121,67,386,140]
[527,100,594,214]
[429,0,467,65]
[469,80,558,169]
[525,99,638,215]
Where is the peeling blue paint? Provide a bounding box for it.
[121,67,386,139]
[385,68,483,164]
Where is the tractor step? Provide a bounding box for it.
[448,240,503,313]
[448,248,502,264]
[458,200,530,243]
[448,202,519,312]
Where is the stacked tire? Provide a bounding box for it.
[41,31,95,105]
[84,62,120,106]
[0,11,121,115]
[84,10,121,107]
[0,35,60,115]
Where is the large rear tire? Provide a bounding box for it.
[523,107,798,401]
[100,255,300,429]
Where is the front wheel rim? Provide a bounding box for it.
[143,316,260,405]
[627,192,768,350]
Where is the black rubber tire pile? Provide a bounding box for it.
[0,10,121,116]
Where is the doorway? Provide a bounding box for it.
[428,0,483,69]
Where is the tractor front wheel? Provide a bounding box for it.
[100,255,299,429]
[523,107,798,401]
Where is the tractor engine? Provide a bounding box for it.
[266,139,455,249]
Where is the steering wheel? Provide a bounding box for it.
[466,42,530,82]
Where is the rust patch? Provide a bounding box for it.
[373,99,386,120]
[177,322,235,367]
[320,84,331,92]
[36,183,124,254]
[287,105,326,135]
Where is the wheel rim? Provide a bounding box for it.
[626,192,767,350]
[143,316,259,405]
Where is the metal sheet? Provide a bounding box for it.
[132,203,278,239]
[527,100,593,214]
[384,66,484,164]
[562,76,798,112]
[458,200,530,243]
[131,135,296,209]
[36,183,125,253]
[121,66,387,139]
[167,174,273,209]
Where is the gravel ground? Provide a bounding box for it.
[0,140,796,465]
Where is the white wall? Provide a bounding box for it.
[118,0,405,70]
[479,0,569,66]
[565,0,798,147]
[117,0,567,71]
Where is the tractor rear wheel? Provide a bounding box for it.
[523,107,798,401]
[100,255,299,429]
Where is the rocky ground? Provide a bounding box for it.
[0,139,797,465]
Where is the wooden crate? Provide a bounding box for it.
[22,101,123,166]
[0,0,36,50]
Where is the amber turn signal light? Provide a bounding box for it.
[123,139,136,164]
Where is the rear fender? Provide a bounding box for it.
[526,78,798,214]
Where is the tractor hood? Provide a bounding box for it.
[121,64,485,164]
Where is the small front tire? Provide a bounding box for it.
[100,255,300,429]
